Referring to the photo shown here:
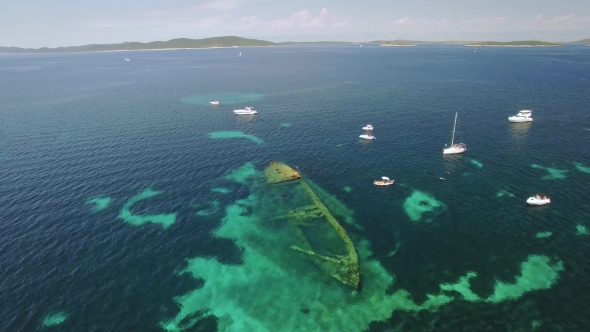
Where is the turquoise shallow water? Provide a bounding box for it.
[1,45,590,331]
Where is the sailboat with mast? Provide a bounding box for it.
[443,112,466,155]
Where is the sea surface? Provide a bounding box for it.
[1,44,590,331]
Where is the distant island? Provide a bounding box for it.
[380,40,416,47]
[3,36,587,54]
[465,40,561,47]
[0,36,277,54]
[371,40,475,45]
[571,38,590,44]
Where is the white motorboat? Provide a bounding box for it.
[374,176,394,186]
[359,134,375,140]
[443,112,466,155]
[526,194,550,206]
[233,106,257,115]
[362,124,374,131]
[210,100,219,105]
[508,110,533,123]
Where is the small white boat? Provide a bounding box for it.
[508,110,533,123]
[443,112,466,155]
[124,57,130,62]
[526,194,550,206]
[443,143,466,155]
[233,106,257,115]
[374,176,394,186]
[210,100,219,105]
[362,124,374,131]
[359,134,375,140]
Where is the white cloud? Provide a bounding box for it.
[198,0,243,11]
[548,14,575,23]
[88,21,127,29]
[196,14,231,28]
[83,5,590,43]
[532,14,590,27]
[394,17,410,25]
[270,8,338,29]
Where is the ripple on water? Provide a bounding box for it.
[180,92,263,106]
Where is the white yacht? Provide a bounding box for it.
[526,194,550,206]
[443,112,466,155]
[508,110,533,123]
[362,124,374,131]
[233,106,257,115]
[374,176,394,186]
[210,100,219,105]
[359,134,375,140]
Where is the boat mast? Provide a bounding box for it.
[451,112,457,146]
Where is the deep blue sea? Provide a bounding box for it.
[1,44,590,331]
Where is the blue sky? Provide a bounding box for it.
[2,0,589,47]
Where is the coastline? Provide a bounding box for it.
[464,44,561,47]
[380,44,416,47]
[0,45,286,55]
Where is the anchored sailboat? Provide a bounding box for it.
[443,112,466,155]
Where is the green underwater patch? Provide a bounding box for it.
[194,200,221,216]
[224,162,259,185]
[403,190,446,222]
[496,190,515,198]
[535,231,553,239]
[211,187,231,194]
[485,255,564,303]
[531,164,568,180]
[85,196,111,213]
[573,162,590,174]
[118,188,177,228]
[42,312,68,327]
[469,159,483,168]
[208,131,264,144]
[576,225,589,236]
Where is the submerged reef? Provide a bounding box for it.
[576,225,589,236]
[403,190,446,222]
[194,200,221,217]
[42,312,68,327]
[161,162,565,332]
[535,231,553,239]
[486,255,564,303]
[118,188,177,228]
[224,162,259,184]
[211,187,231,194]
[573,162,590,174]
[496,190,515,198]
[531,164,568,180]
[469,159,483,168]
[208,131,264,144]
[85,196,111,213]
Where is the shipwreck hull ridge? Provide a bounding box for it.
[264,160,360,289]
